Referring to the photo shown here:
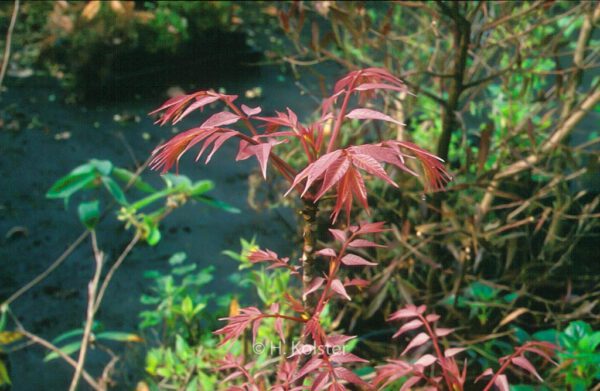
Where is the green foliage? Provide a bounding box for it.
[139,252,214,339]
[44,323,141,362]
[47,159,238,245]
[534,321,600,389]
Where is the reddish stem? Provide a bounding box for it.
[326,73,361,153]
[482,347,524,391]
[417,313,454,390]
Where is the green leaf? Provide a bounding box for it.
[0,359,10,386]
[89,159,113,176]
[162,173,192,189]
[172,264,196,276]
[181,296,194,316]
[101,176,128,205]
[194,195,240,213]
[46,171,97,201]
[175,335,190,360]
[168,252,187,266]
[78,200,100,229]
[143,270,162,279]
[96,331,142,342]
[112,167,157,193]
[146,224,161,246]
[44,340,82,361]
[140,294,161,305]
[533,329,560,344]
[51,328,84,346]
[189,180,215,196]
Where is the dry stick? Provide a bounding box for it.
[93,232,140,314]
[18,329,102,391]
[0,0,19,92]
[69,231,104,391]
[2,230,89,307]
[561,2,600,119]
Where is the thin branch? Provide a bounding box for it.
[93,232,141,314]
[0,0,19,92]
[18,329,102,391]
[1,230,90,307]
[69,231,104,391]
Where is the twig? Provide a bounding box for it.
[17,329,102,391]
[0,0,19,92]
[69,231,104,391]
[93,232,141,313]
[1,230,90,307]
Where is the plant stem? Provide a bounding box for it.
[436,1,470,162]
[301,201,319,313]
[93,232,140,313]
[0,0,19,93]
[326,74,360,153]
[69,231,104,391]
[18,329,102,391]
[418,313,454,390]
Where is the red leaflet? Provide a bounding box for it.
[355,221,388,234]
[333,67,407,98]
[400,376,422,391]
[287,141,450,222]
[248,248,297,271]
[328,228,347,242]
[388,304,426,321]
[173,96,221,124]
[402,332,430,355]
[434,328,455,337]
[345,108,404,126]
[414,354,437,368]
[303,277,325,300]
[511,356,543,382]
[292,356,323,383]
[241,104,261,117]
[330,279,351,301]
[347,239,385,248]
[236,139,282,179]
[392,319,422,339]
[373,360,413,388]
[445,347,467,358]
[340,254,377,267]
[332,367,369,388]
[329,352,368,364]
[150,91,237,125]
[343,278,370,288]
[150,127,240,173]
[315,248,337,257]
[214,306,263,345]
[201,111,240,128]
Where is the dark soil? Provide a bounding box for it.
[0,46,326,389]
